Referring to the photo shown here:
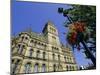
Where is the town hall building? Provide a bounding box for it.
[11,21,77,74]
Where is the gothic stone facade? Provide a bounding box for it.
[11,21,77,74]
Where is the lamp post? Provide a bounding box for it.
[58,8,96,67]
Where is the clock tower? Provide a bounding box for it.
[42,21,60,46]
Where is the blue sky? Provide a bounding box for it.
[11,1,92,67]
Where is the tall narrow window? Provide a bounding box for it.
[20,45,25,54]
[53,53,55,60]
[66,65,68,71]
[36,50,40,59]
[43,52,46,60]
[72,66,74,71]
[34,63,39,73]
[18,44,25,55]
[69,66,71,71]
[70,58,72,63]
[64,56,66,62]
[29,49,33,57]
[18,44,21,53]
[11,59,14,74]
[30,40,34,46]
[59,65,62,71]
[67,57,69,62]
[12,59,20,74]
[21,36,24,41]
[58,55,60,61]
[25,63,31,73]
[41,64,46,72]
[53,64,56,72]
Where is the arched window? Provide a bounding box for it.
[53,64,56,72]
[34,63,39,73]
[25,63,31,73]
[12,59,14,63]
[67,57,69,62]
[18,44,25,55]
[12,59,20,74]
[30,40,34,43]
[30,40,35,46]
[52,53,55,60]
[69,66,71,71]
[21,36,24,41]
[64,56,66,62]
[21,45,25,54]
[69,57,72,62]
[36,50,40,59]
[18,44,21,54]
[11,59,14,73]
[41,64,46,72]
[72,66,74,71]
[66,65,68,71]
[43,52,46,60]
[58,55,60,61]
[59,65,62,71]
[29,49,33,57]
[25,36,28,40]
